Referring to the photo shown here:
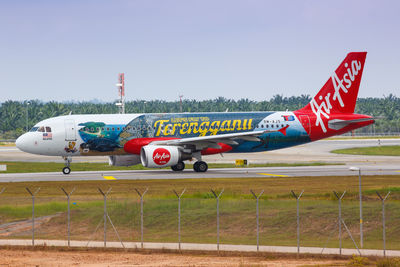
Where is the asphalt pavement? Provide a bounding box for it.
[0,138,399,182]
[0,239,397,257]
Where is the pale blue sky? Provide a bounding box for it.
[0,0,399,102]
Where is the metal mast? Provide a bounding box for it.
[116,73,125,114]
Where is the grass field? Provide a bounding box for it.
[0,142,15,146]
[327,135,400,140]
[0,175,399,250]
[332,145,400,156]
[0,161,342,173]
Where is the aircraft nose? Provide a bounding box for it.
[16,134,29,152]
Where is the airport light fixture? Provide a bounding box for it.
[25,101,30,132]
[350,166,363,248]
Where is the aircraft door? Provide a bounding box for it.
[64,119,77,141]
[299,115,311,135]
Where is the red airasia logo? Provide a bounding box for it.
[153,148,171,165]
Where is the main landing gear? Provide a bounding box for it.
[193,161,208,172]
[170,161,209,172]
[171,162,185,171]
[62,156,71,175]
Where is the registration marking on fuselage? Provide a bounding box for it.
[103,176,116,180]
[257,173,290,177]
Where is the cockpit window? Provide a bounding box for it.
[32,126,51,132]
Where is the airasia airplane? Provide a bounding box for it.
[16,52,374,174]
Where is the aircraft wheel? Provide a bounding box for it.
[171,162,185,171]
[194,161,208,172]
[62,167,71,175]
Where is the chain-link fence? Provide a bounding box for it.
[0,186,398,256]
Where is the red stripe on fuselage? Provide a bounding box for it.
[124,137,179,155]
[201,143,232,155]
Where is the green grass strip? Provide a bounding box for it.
[331,145,400,156]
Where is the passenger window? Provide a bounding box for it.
[45,127,51,132]
[101,127,104,131]
[96,127,100,131]
[112,127,115,131]
[117,127,120,131]
[107,127,110,131]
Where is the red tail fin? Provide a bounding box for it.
[298,52,367,114]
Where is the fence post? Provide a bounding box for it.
[333,191,346,255]
[61,187,75,247]
[211,189,224,252]
[26,187,40,246]
[250,189,264,252]
[173,188,186,250]
[0,188,4,222]
[376,191,390,257]
[291,190,304,254]
[135,188,148,249]
[98,187,112,248]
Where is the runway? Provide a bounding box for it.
[0,165,399,183]
[0,138,399,182]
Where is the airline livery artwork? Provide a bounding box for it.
[75,112,310,156]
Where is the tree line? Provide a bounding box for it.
[0,95,399,139]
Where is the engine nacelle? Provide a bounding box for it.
[140,145,191,168]
[109,155,141,166]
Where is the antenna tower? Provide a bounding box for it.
[116,73,125,114]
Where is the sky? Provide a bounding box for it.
[0,0,399,102]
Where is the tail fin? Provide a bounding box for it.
[298,52,367,114]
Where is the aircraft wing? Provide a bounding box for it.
[150,125,289,150]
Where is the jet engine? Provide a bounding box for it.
[108,155,141,166]
[140,145,192,168]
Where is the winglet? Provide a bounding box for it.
[278,125,290,136]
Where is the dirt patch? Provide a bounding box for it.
[0,248,349,267]
[0,214,60,237]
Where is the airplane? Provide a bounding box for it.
[16,52,374,174]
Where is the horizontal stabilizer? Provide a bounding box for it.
[328,118,375,130]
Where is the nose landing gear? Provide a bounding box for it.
[62,156,72,175]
